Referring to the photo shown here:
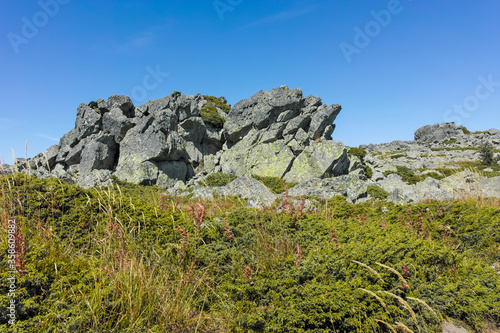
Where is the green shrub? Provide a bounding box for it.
[479,141,499,166]
[200,104,226,129]
[364,165,373,179]
[2,173,500,332]
[383,165,422,185]
[251,175,296,194]
[389,154,406,159]
[348,147,367,160]
[462,127,471,134]
[367,185,388,200]
[202,172,237,187]
[202,95,231,113]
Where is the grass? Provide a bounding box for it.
[1,173,499,332]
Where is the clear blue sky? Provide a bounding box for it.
[1,0,499,163]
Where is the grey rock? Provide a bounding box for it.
[284,141,348,183]
[414,122,466,142]
[218,175,278,207]
[77,169,113,189]
[79,135,117,173]
[308,104,341,140]
[288,174,368,202]
[442,322,469,333]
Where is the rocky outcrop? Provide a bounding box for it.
[414,122,468,142]
[215,86,347,181]
[2,85,499,206]
[7,86,347,189]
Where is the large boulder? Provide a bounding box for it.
[414,122,466,142]
[284,141,349,183]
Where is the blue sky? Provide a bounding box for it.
[1,0,499,163]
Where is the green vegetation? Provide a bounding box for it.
[383,165,424,185]
[366,185,389,200]
[1,173,500,332]
[202,95,231,113]
[348,147,367,160]
[442,139,457,145]
[201,172,237,187]
[199,95,231,129]
[251,175,296,194]
[462,127,471,135]
[431,147,480,152]
[364,165,373,179]
[348,147,373,178]
[200,104,226,129]
[389,154,405,159]
[479,141,499,166]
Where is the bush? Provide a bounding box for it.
[200,104,226,129]
[364,165,373,179]
[462,127,471,135]
[348,147,367,160]
[202,95,231,113]
[202,172,237,187]
[367,185,388,200]
[251,175,296,194]
[383,165,421,185]
[479,141,499,166]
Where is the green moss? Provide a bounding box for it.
[202,95,231,113]
[348,147,367,160]
[251,175,296,194]
[200,104,226,129]
[443,139,458,145]
[364,165,373,179]
[367,185,389,200]
[383,165,422,185]
[202,172,237,187]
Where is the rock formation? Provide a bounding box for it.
[5,86,348,189]
[2,87,499,207]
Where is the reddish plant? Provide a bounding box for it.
[188,199,206,229]
[222,219,233,241]
[176,226,191,262]
[243,266,253,282]
[295,244,303,267]
[14,228,27,274]
[401,264,410,278]
[330,227,340,249]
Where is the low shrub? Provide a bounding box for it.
[348,147,367,160]
[251,175,296,194]
[367,185,389,200]
[202,172,237,187]
[200,104,226,129]
[203,95,231,113]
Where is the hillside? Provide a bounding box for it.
[1,88,499,332]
